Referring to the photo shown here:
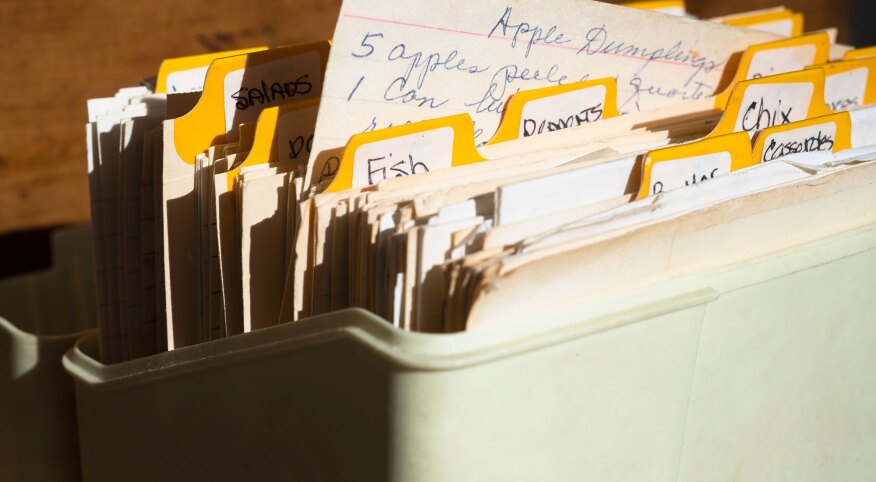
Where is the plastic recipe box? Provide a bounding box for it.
[0,226,96,482]
[62,207,876,482]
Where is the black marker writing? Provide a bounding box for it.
[740,97,794,132]
[318,156,340,183]
[762,130,834,162]
[288,134,314,159]
[231,75,313,111]
[828,97,860,111]
[652,168,720,194]
[366,153,430,185]
[522,103,604,137]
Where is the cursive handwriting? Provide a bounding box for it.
[741,98,793,132]
[619,76,712,113]
[488,7,572,58]
[361,116,414,133]
[578,25,723,85]
[379,43,489,109]
[465,63,568,114]
[762,130,834,162]
[384,77,449,108]
[387,43,490,90]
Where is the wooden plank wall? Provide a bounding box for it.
[0,0,851,234]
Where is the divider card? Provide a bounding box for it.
[225,99,320,190]
[305,0,777,187]
[708,69,832,138]
[211,100,320,336]
[155,47,267,94]
[636,132,755,199]
[488,78,620,143]
[818,58,876,111]
[710,33,830,110]
[621,1,687,16]
[752,112,852,163]
[326,114,485,192]
[845,46,876,61]
[160,42,330,350]
[721,10,803,38]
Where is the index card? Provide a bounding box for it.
[495,156,638,225]
[752,113,852,164]
[238,166,295,332]
[160,43,329,349]
[466,159,876,331]
[155,47,267,94]
[306,0,776,185]
[819,58,876,111]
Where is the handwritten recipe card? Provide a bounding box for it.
[308,0,775,179]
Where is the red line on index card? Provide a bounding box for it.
[344,13,510,40]
[342,13,724,71]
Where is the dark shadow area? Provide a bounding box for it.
[166,190,198,347]
[0,228,54,278]
[0,225,96,481]
[248,183,287,328]
[852,0,876,47]
[713,51,743,96]
[0,324,83,482]
[72,317,394,482]
[310,202,341,317]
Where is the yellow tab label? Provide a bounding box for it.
[276,102,320,164]
[489,78,619,144]
[816,58,876,110]
[621,1,686,16]
[844,46,876,61]
[173,41,330,166]
[752,112,852,163]
[226,98,320,191]
[722,11,804,37]
[326,114,484,193]
[222,53,321,142]
[712,33,829,110]
[710,69,831,138]
[155,47,267,94]
[637,132,755,200]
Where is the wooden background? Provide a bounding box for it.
[0,0,853,235]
